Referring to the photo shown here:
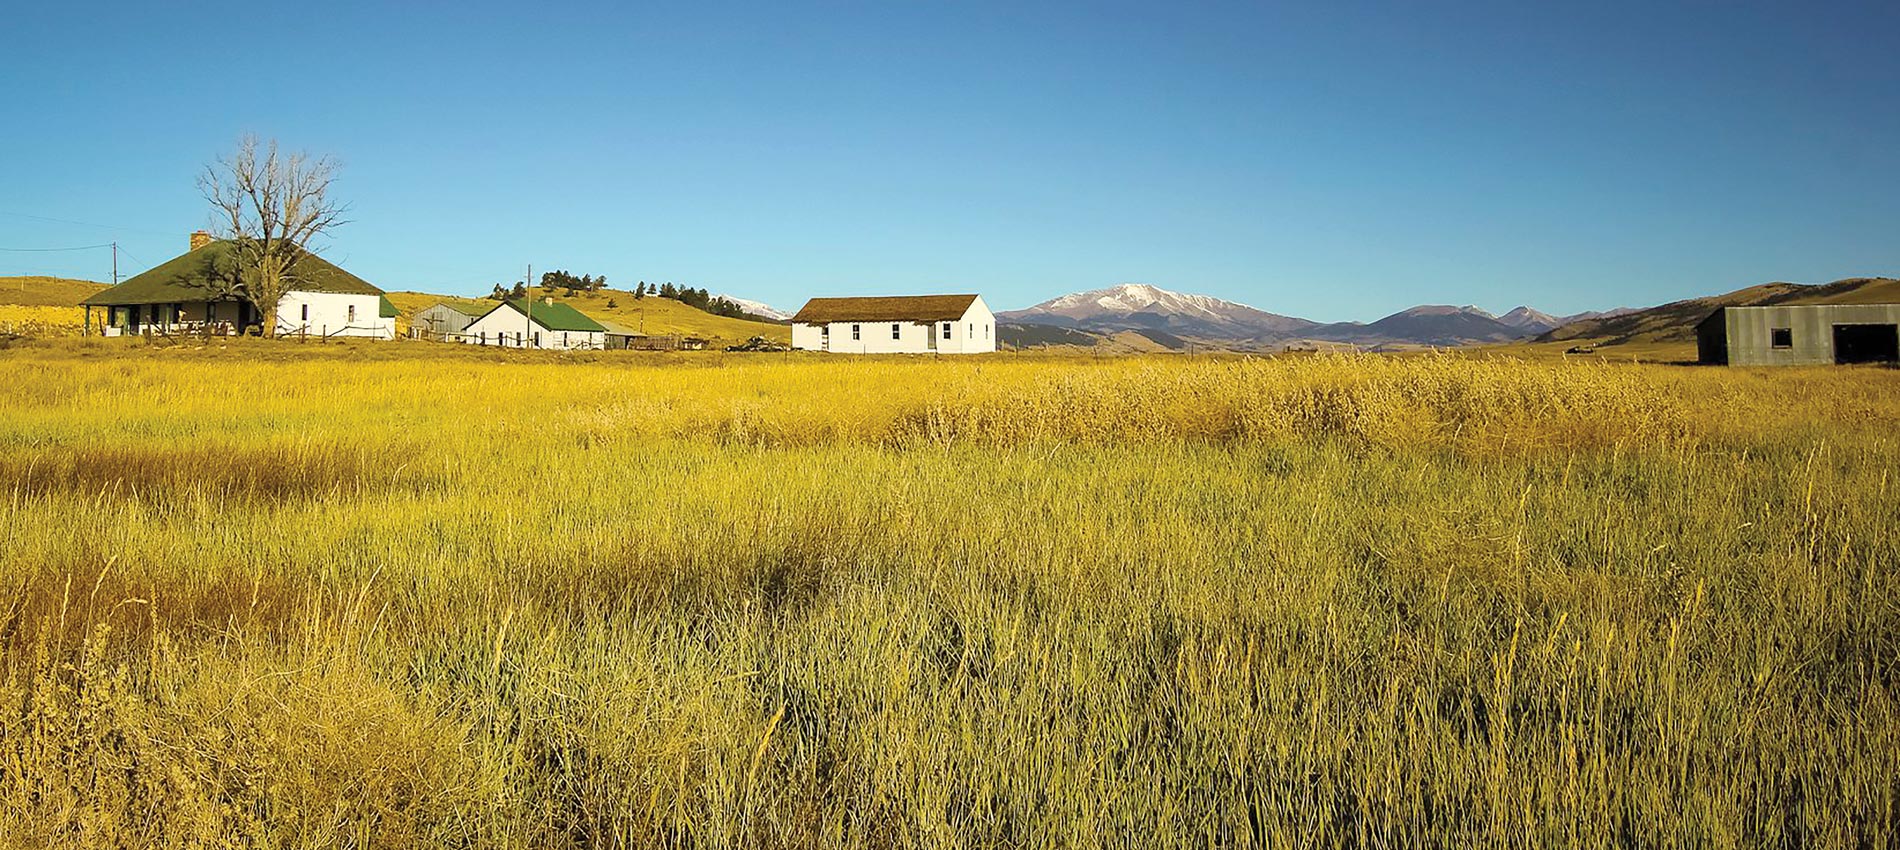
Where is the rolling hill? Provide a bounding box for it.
[0,276,108,306]
[1537,277,1900,348]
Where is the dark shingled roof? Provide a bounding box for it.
[477,298,607,333]
[792,294,980,324]
[81,240,382,306]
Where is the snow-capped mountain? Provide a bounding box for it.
[1494,306,1566,334]
[999,283,1627,350]
[716,294,791,321]
[999,283,1317,339]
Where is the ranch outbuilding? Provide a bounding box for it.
[462,297,607,350]
[1696,304,1900,366]
[790,294,995,354]
[412,302,489,340]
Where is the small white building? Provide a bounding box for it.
[81,231,397,339]
[462,297,608,350]
[790,294,996,354]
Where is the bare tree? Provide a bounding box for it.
[198,135,349,336]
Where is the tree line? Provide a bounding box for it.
[483,276,763,321]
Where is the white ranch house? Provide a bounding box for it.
[81,231,397,339]
[790,294,996,354]
[462,297,608,350]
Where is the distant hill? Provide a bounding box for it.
[0,276,108,306]
[1537,277,1900,348]
[1305,305,1523,347]
[999,322,1108,350]
[1000,283,1608,351]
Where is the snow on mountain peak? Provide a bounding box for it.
[1035,283,1251,319]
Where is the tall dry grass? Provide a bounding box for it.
[0,341,1896,847]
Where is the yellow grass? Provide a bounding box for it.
[0,275,107,307]
[1,340,1896,846]
[0,304,86,336]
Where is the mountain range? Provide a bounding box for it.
[997,284,1626,350]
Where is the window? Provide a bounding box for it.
[968,323,973,339]
[821,325,829,337]
[942,322,951,340]
[347,304,357,323]
[562,332,569,346]
[301,304,309,322]
[1771,328,1793,349]
[985,324,990,339]
[852,323,861,340]
[892,323,902,340]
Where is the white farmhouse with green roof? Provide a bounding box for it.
[463,297,607,350]
[81,231,397,339]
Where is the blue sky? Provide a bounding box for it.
[2,1,1895,321]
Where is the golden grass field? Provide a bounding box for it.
[1,338,1896,847]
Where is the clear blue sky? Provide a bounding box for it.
[3,1,1895,321]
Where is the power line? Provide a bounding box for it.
[115,244,148,269]
[0,243,114,252]
[0,210,175,236]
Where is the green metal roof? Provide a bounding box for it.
[81,240,383,306]
[379,295,399,318]
[478,298,607,333]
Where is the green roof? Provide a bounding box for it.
[81,240,382,306]
[480,298,607,333]
[379,295,399,318]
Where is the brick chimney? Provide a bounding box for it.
[189,230,213,251]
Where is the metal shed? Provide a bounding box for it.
[412,302,489,341]
[1696,304,1900,366]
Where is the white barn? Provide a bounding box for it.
[81,231,396,339]
[790,294,996,354]
[462,297,608,350]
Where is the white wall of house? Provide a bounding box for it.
[275,291,393,340]
[461,307,604,350]
[791,296,995,354]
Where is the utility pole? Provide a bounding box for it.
[111,242,118,285]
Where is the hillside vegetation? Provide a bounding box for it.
[1541,276,1900,347]
[1,343,1896,846]
[0,275,107,306]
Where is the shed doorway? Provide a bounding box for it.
[1833,324,1899,364]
